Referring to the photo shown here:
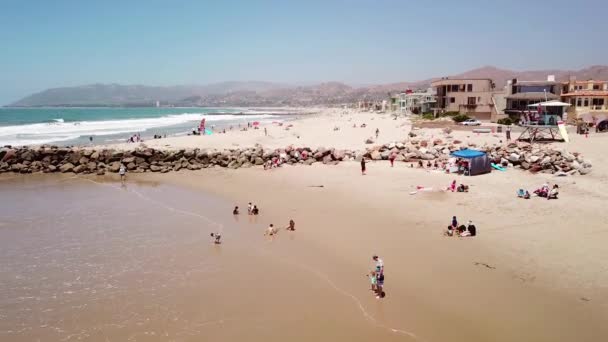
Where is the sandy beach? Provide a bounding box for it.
[2,108,608,341]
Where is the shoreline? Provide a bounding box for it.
[2,107,608,340]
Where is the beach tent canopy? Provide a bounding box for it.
[451,149,485,158]
[527,101,571,107]
[450,149,491,176]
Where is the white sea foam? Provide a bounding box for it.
[0,113,277,146]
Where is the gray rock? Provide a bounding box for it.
[303,158,316,165]
[73,165,86,173]
[254,157,265,165]
[108,162,121,172]
[370,150,382,160]
[579,168,592,175]
[509,153,520,162]
[150,165,161,172]
[59,163,75,173]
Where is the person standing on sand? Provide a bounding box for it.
[233,206,239,215]
[247,202,253,215]
[372,255,384,273]
[264,127,267,136]
[506,126,512,141]
[361,157,367,175]
[375,128,380,139]
[389,152,396,167]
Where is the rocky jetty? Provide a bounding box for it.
[0,140,592,176]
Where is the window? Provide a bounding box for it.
[576,98,582,107]
[583,98,589,107]
[467,84,473,92]
[467,97,476,105]
[450,97,455,103]
[592,98,605,106]
[593,84,600,90]
[570,98,575,106]
[451,85,459,92]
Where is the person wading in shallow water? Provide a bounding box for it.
[119,164,127,184]
[361,157,367,175]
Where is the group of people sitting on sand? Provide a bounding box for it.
[445,216,477,237]
[530,183,559,200]
[446,180,469,193]
[515,183,559,200]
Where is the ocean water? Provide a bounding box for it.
[0,107,287,147]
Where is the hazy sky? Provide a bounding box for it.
[1,0,607,105]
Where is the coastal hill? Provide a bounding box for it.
[9,65,608,107]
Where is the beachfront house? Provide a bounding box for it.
[505,76,564,119]
[431,78,502,121]
[561,78,608,123]
[396,88,437,115]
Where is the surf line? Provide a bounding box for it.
[77,177,420,340]
[254,247,422,341]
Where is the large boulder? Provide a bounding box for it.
[73,165,86,173]
[579,168,592,175]
[370,150,382,160]
[254,157,265,165]
[59,163,75,173]
[90,151,100,160]
[150,165,161,172]
[108,161,121,172]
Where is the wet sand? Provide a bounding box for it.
[0,175,412,342]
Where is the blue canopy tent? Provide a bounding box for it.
[450,149,492,176]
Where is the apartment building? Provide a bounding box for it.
[431,78,500,120]
[561,78,608,121]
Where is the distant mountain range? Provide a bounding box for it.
[9,65,608,107]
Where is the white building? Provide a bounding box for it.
[397,88,436,114]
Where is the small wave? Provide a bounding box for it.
[0,112,279,146]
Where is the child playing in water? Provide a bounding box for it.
[368,268,378,292]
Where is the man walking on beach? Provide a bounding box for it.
[506,126,512,141]
[264,127,267,136]
[375,128,380,139]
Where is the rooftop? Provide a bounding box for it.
[561,91,608,97]
[506,92,559,100]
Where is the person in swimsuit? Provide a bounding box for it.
[286,219,295,231]
[119,164,126,184]
[265,224,277,236]
[361,157,367,175]
[210,233,221,244]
